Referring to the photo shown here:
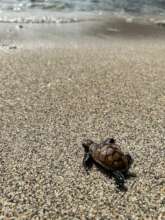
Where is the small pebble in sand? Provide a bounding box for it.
[9,45,17,49]
[16,24,23,30]
[18,24,23,29]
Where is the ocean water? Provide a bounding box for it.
[0,0,165,14]
[0,1,165,23]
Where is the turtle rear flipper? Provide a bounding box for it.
[123,171,137,179]
[112,170,127,191]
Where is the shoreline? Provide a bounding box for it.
[0,16,165,51]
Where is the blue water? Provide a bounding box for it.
[0,1,165,24]
[0,0,165,14]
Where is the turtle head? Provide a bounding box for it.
[104,138,116,145]
[82,139,94,152]
[126,153,134,168]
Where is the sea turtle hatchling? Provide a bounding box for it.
[82,138,134,189]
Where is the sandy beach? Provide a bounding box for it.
[0,18,165,219]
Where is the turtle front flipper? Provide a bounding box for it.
[112,170,127,190]
[83,152,93,174]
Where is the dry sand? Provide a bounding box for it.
[0,19,165,219]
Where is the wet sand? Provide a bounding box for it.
[0,19,165,219]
